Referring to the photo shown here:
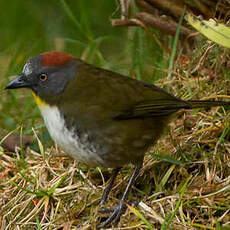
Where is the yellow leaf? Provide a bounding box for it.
[187,12,230,48]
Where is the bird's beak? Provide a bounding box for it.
[5,74,30,90]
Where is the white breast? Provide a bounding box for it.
[38,105,105,166]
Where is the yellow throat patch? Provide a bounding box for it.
[32,92,49,107]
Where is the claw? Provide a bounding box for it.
[99,200,138,214]
[97,201,126,228]
[99,206,116,214]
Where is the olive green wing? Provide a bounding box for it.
[65,60,190,120]
[115,98,190,119]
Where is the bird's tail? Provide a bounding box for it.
[187,100,230,109]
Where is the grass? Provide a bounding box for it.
[1,1,230,229]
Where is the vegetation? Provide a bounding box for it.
[1,1,230,229]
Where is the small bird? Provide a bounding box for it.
[5,52,230,227]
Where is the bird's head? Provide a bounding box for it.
[5,52,77,106]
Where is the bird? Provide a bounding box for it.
[5,51,230,228]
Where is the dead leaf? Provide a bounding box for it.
[0,133,33,152]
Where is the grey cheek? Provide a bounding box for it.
[48,74,68,94]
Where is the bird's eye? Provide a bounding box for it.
[39,73,48,82]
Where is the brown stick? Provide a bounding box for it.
[144,0,185,17]
[134,12,192,38]
[111,12,193,39]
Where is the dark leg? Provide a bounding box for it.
[99,167,121,205]
[98,163,142,228]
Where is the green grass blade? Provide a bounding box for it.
[59,0,90,41]
[168,8,186,78]
[150,152,183,164]
[127,204,154,230]
[47,174,66,195]
[161,175,192,230]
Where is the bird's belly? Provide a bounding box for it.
[38,105,105,166]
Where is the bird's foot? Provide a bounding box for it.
[97,201,126,228]
[99,200,138,214]
[99,206,116,214]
